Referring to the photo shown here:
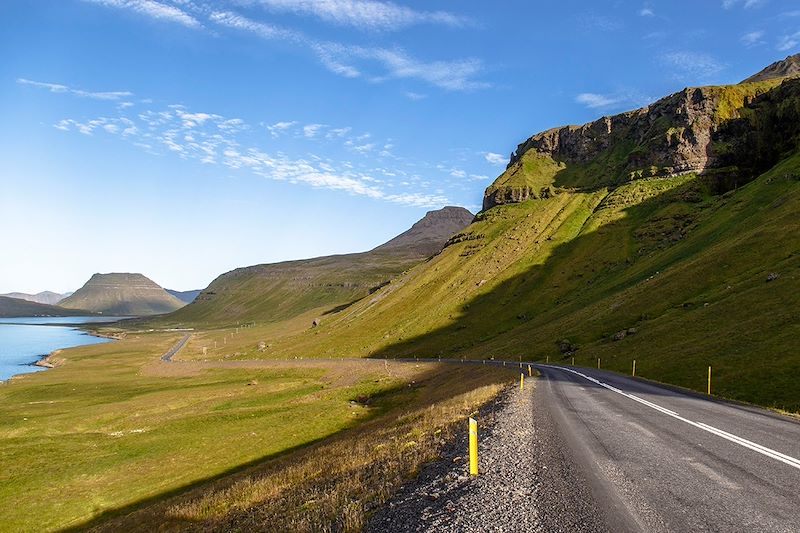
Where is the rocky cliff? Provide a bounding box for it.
[483,54,800,211]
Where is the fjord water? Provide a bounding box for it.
[0,317,118,381]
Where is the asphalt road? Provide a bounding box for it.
[160,333,191,362]
[533,364,800,532]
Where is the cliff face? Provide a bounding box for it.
[483,60,800,211]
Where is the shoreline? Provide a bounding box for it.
[0,319,121,383]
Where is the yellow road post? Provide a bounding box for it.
[597,358,601,369]
[469,417,478,476]
[528,365,532,377]
[520,373,524,391]
[632,359,636,377]
[708,366,712,395]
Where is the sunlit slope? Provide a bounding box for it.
[266,74,800,411]
[160,206,474,327]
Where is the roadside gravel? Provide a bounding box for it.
[366,379,612,532]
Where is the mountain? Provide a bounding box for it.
[166,289,202,304]
[59,273,186,316]
[742,53,800,83]
[0,296,89,318]
[0,291,71,305]
[160,206,473,326]
[257,58,800,412]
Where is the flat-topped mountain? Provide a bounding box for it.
[59,273,185,316]
[160,206,473,326]
[0,296,89,317]
[0,291,71,305]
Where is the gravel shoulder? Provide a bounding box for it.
[367,377,614,532]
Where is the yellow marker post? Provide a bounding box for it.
[546,355,549,364]
[528,365,532,377]
[708,366,712,395]
[469,417,478,476]
[597,358,601,369]
[632,359,636,377]
[572,356,575,366]
[520,373,524,391]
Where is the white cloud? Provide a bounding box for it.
[209,11,489,92]
[83,0,201,28]
[575,92,623,109]
[777,31,800,51]
[209,10,301,41]
[723,0,766,8]
[660,51,725,80]
[484,152,507,166]
[741,30,766,47]
[404,91,427,100]
[314,43,489,91]
[267,120,297,137]
[639,5,655,17]
[303,123,325,138]
[17,78,132,100]
[449,169,467,178]
[250,0,469,31]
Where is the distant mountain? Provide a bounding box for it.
[373,206,474,256]
[0,291,72,305]
[59,273,186,316]
[0,296,89,318]
[166,289,202,304]
[160,206,474,326]
[742,53,800,83]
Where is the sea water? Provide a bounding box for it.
[0,317,121,381]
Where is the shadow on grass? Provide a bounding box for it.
[60,363,509,532]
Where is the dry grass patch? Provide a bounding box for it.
[87,365,513,532]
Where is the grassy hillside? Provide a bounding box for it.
[0,295,90,317]
[159,207,473,327]
[238,77,800,413]
[0,331,509,532]
[60,273,185,316]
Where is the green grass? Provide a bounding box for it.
[0,333,437,532]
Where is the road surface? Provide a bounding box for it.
[533,364,800,532]
[160,334,191,362]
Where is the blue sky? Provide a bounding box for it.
[1,0,798,293]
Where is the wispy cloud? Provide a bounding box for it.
[209,10,301,41]
[17,78,133,100]
[484,152,506,166]
[580,13,623,32]
[82,0,201,28]
[404,91,427,101]
[639,4,655,17]
[777,31,800,51]
[722,0,767,9]
[45,89,454,207]
[660,51,726,81]
[575,93,622,109]
[249,0,470,31]
[741,30,766,47]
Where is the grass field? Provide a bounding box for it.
[0,331,511,532]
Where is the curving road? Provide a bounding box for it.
[533,364,800,532]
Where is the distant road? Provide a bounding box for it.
[160,334,191,362]
[533,364,800,532]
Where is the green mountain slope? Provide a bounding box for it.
[161,206,474,326]
[59,273,185,316]
[0,296,90,317]
[259,63,800,411]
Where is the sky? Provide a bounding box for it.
[1,0,798,293]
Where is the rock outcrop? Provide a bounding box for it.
[483,55,800,211]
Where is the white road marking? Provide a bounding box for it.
[543,365,800,471]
